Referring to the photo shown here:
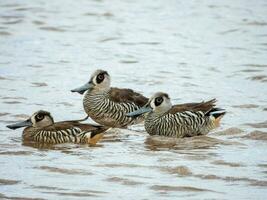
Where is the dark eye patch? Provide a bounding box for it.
[35,114,44,122]
[155,97,163,106]
[96,73,105,84]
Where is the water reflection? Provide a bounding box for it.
[144,135,235,150]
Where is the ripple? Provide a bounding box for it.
[3,101,22,104]
[145,135,237,151]
[241,131,267,141]
[194,173,267,187]
[27,64,43,68]
[245,121,267,128]
[249,75,267,82]
[39,26,67,32]
[213,127,244,136]
[0,15,23,20]
[105,177,144,186]
[37,166,93,175]
[0,193,44,200]
[83,12,114,18]
[211,160,245,167]
[243,64,267,68]
[22,141,75,149]
[120,41,160,46]
[232,104,259,109]
[42,191,97,197]
[246,21,267,26]
[30,185,68,191]
[79,189,108,195]
[2,96,27,100]
[0,76,12,80]
[250,180,267,187]
[219,28,240,35]
[57,102,74,107]
[32,20,45,25]
[239,69,263,73]
[83,12,99,16]
[98,37,120,43]
[31,185,106,197]
[59,60,70,63]
[12,114,29,119]
[102,12,113,17]
[0,178,21,185]
[0,3,22,8]
[258,164,267,168]
[160,166,192,176]
[0,119,18,124]
[31,82,48,87]
[0,112,9,117]
[158,70,174,75]
[0,151,32,156]
[94,163,148,169]
[120,60,139,64]
[150,185,217,193]
[139,41,161,45]
[0,31,11,36]
[2,19,23,24]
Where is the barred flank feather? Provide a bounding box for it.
[25,127,93,144]
[84,92,145,127]
[145,110,217,138]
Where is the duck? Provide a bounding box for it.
[6,110,108,144]
[71,69,148,128]
[126,92,225,137]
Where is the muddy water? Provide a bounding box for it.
[0,0,267,199]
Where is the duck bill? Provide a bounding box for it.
[126,106,152,117]
[71,82,93,95]
[6,119,32,130]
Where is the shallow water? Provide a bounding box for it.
[0,0,267,199]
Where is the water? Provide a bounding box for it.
[0,0,267,199]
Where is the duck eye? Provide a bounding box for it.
[155,97,163,106]
[96,74,105,83]
[36,114,44,120]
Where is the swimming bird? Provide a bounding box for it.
[71,69,148,128]
[126,92,225,137]
[6,110,108,144]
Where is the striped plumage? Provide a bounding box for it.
[127,92,226,138]
[83,89,146,127]
[23,126,95,144]
[7,110,108,144]
[145,109,217,137]
[71,69,148,128]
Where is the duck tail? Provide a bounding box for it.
[206,108,226,127]
[87,131,105,145]
[87,126,111,145]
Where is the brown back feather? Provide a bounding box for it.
[42,121,108,134]
[108,87,148,107]
[169,99,217,114]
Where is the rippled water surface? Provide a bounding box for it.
[1,0,267,199]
